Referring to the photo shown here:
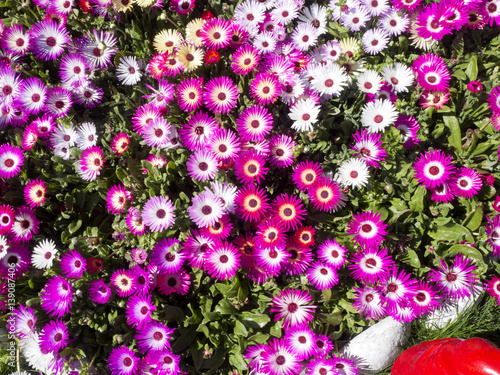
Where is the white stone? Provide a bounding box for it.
[424,287,483,330]
[339,317,410,374]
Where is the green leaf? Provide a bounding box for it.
[234,320,248,336]
[229,349,248,370]
[68,217,82,235]
[240,312,271,328]
[462,206,483,231]
[317,313,343,325]
[428,222,473,243]
[116,167,128,182]
[409,186,426,213]
[442,244,483,261]
[443,115,462,155]
[402,249,421,268]
[164,305,185,322]
[465,55,478,81]
[215,299,238,315]
[248,333,269,344]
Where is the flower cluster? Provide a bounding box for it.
[1,0,500,373]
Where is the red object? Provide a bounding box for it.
[392,337,500,375]
[201,10,214,20]
[87,257,103,273]
[204,49,220,64]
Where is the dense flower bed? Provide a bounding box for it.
[1,0,500,374]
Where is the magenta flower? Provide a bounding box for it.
[60,250,87,279]
[428,254,479,300]
[107,346,139,375]
[347,211,388,249]
[204,241,240,280]
[348,247,394,284]
[39,319,69,353]
[413,149,455,189]
[353,286,386,320]
[203,76,239,114]
[270,288,316,330]
[467,81,483,93]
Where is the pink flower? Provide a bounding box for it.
[467,81,482,93]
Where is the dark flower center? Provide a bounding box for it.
[459,179,469,188]
[44,252,52,259]
[320,190,329,199]
[4,159,14,168]
[220,254,229,263]
[390,19,397,27]
[165,41,174,47]
[374,115,384,123]
[283,208,293,217]
[433,96,441,104]
[243,58,252,66]
[128,67,136,74]
[276,355,286,365]
[186,54,194,62]
[427,76,437,84]
[282,11,289,17]
[168,277,177,287]
[365,293,374,302]
[302,113,311,121]
[289,250,298,259]
[276,148,284,156]
[298,336,307,343]
[365,258,377,268]
[488,3,497,13]
[155,128,164,138]
[94,158,101,166]
[99,285,108,293]
[248,164,257,174]
[154,331,163,341]
[140,306,149,315]
[305,173,314,182]
[194,126,204,135]
[371,40,379,46]
[213,32,221,40]
[7,255,17,264]
[364,82,373,89]
[350,170,358,178]
[388,283,398,292]
[165,252,175,262]
[123,358,132,367]
[164,356,173,364]
[218,144,227,153]
[429,166,440,176]
[416,292,426,302]
[46,37,57,47]
[248,198,258,208]
[16,38,25,47]
[202,205,212,215]
[199,162,208,171]
[288,302,298,312]
[20,220,30,229]
[446,272,458,282]
[331,250,339,258]
[55,100,65,109]
[391,77,399,85]
[262,86,270,94]
[54,333,63,342]
[218,92,226,101]
[247,14,254,21]
[269,249,278,258]
[302,35,309,43]
[353,17,360,24]
[320,268,328,275]
[362,224,372,233]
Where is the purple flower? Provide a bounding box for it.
[347,211,388,250]
[107,346,139,375]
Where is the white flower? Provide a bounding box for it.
[234,0,266,31]
[362,28,390,55]
[361,0,389,16]
[310,62,348,97]
[0,235,9,260]
[270,0,300,24]
[76,122,98,150]
[382,62,414,93]
[361,99,399,132]
[206,181,238,214]
[357,69,382,94]
[298,3,328,35]
[32,239,58,269]
[380,10,410,36]
[116,56,142,86]
[289,98,320,132]
[291,23,318,51]
[336,159,370,188]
